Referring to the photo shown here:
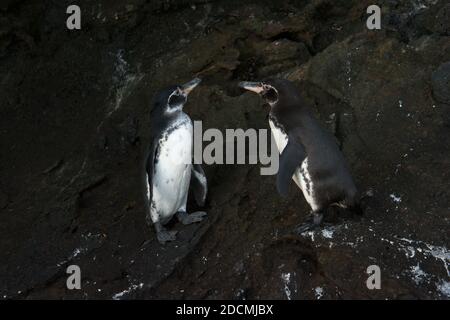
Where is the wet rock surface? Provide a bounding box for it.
[0,0,449,299]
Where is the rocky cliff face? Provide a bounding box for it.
[0,0,449,299]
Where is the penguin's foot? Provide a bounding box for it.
[294,212,323,234]
[177,211,207,225]
[154,222,177,244]
[157,229,178,244]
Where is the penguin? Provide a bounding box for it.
[144,78,207,244]
[238,78,361,233]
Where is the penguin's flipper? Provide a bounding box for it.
[145,137,159,200]
[190,164,207,206]
[144,135,161,227]
[277,135,306,197]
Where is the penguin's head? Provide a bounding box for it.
[238,78,301,109]
[153,78,202,114]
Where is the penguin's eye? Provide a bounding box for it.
[263,87,278,104]
[168,90,186,108]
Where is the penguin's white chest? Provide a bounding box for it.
[269,119,318,211]
[152,119,193,219]
[269,119,288,152]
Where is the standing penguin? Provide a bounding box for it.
[145,78,207,244]
[239,79,361,232]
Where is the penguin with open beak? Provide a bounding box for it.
[239,79,361,232]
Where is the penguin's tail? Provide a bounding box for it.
[348,201,364,216]
[344,190,364,216]
[347,188,374,216]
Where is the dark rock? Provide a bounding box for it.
[1,0,449,301]
[0,191,8,209]
[432,3,450,35]
[415,3,450,36]
[434,4,450,35]
[0,0,21,11]
[119,115,139,146]
[96,28,111,43]
[262,39,310,64]
[431,62,450,104]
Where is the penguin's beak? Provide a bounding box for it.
[238,81,265,94]
[181,78,202,96]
